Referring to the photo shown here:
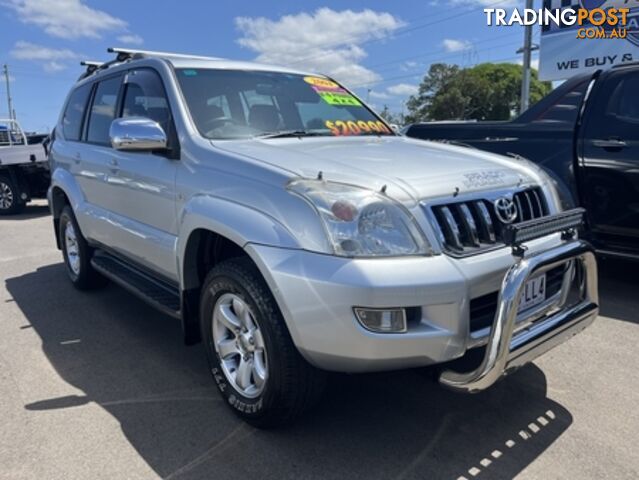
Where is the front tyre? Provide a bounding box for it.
[0,174,25,215]
[59,206,105,290]
[200,257,325,428]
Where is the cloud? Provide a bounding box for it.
[441,38,473,53]
[117,34,144,45]
[2,0,126,39]
[401,60,419,71]
[387,83,419,96]
[369,91,391,99]
[42,61,67,72]
[10,40,81,71]
[235,8,404,87]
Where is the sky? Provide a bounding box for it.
[0,0,536,132]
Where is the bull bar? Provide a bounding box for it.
[439,211,599,393]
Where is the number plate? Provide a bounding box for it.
[518,274,546,314]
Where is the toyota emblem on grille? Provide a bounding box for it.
[494,197,518,224]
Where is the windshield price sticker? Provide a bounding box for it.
[316,90,362,107]
[303,76,339,88]
[325,120,392,136]
[304,76,362,107]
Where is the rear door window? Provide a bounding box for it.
[86,75,123,145]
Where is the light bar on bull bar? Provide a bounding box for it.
[502,208,586,246]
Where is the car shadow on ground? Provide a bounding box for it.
[2,203,50,221]
[7,263,576,480]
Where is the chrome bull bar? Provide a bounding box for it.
[439,239,599,393]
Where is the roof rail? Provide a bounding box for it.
[80,60,103,76]
[107,47,223,62]
[77,58,120,81]
[76,47,225,82]
[612,61,639,69]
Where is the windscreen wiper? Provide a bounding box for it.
[256,130,326,139]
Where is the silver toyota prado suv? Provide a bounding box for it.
[48,48,599,427]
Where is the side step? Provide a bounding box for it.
[91,253,181,319]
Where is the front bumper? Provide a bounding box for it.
[439,239,598,393]
[246,232,597,376]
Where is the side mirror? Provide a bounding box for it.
[110,117,167,151]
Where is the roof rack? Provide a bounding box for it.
[77,47,225,82]
[107,47,223,62]
[80,60,103,75]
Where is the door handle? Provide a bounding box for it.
[108,158,119,174]
[73,152,81,164]
[593,138,627,149]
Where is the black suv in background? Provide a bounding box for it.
[405,65,639,260]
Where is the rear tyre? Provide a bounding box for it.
[0,174,25,215]
[59,206,106,290]
[200,257,326,428]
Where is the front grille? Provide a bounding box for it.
[469,264,566,333]
[429,187,548,256]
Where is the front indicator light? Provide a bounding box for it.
[354,308,407,333]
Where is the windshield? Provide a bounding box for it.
[176,68,394,140]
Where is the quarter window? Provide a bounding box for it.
[62,83,92,141]
[86,75,123,145]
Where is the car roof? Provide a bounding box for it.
[167,57,317,77]
[75,48,324,85]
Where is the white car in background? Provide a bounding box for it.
[0,119,49,215]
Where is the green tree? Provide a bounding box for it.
[404,63,460,123]
[405,62,552,123]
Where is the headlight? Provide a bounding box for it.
[288,179,430,257]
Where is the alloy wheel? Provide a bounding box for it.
[0,182,13,210]
[212,293,268,398]
[64,221,81,275]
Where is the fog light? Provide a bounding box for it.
[354,308,407,333]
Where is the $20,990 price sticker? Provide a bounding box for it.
[325,120,392,136]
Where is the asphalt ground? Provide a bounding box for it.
[1,201,638,480]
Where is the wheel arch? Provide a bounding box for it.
[49,169,84,249]
[177,196,301,345]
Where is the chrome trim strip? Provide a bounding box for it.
[524,190,535,221]
[475,202,496,243]
[439,240,599,393]
[459,203,480,247]
[532,189,544,217]
[514,194,525,221]
[440,206,463,250]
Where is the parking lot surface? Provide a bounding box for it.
[1,202,638,480]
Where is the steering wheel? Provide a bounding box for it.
[203,116,236,133]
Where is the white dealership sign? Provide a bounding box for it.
[539,0,639,81]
